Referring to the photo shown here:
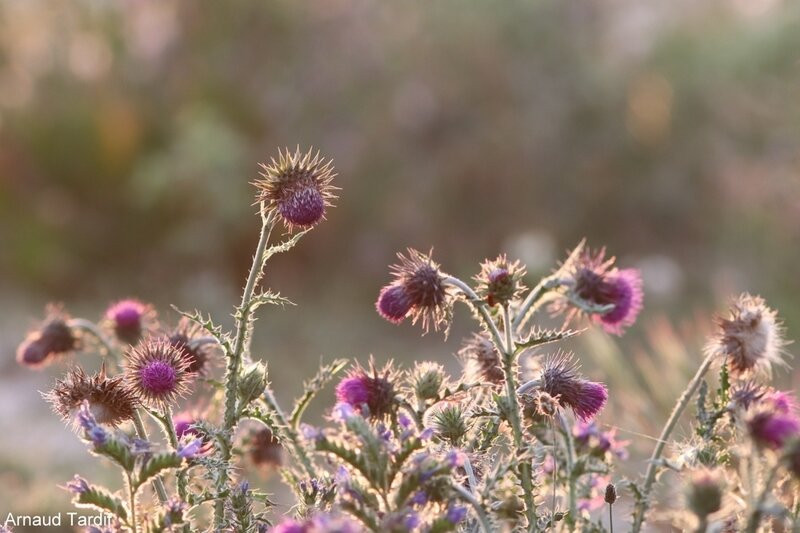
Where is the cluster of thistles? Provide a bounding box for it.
[11,146,800,533]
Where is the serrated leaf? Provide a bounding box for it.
[515,327,582,351]
[171,306,233,355]
[74,486,128,521]
[135,452,183,490]
[92,437,135,472]
[242,290,295,315]
[263,228,312,261]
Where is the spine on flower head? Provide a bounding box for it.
[375,248,452,332]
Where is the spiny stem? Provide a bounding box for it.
[155,407,188,502]
[745,459,782,533]
[216,207,275,526]
[632,354,715,533]
[261,389,316,478]
[126,471,138,533]
[559,412,577,530]
[132,410,168,504]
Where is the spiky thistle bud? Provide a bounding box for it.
[124,339,195,408]
[104,299,155,346]
[475,254,526,307]
[706,293,787,376]
[426,402,470,445]
[560,244,643,336]
[335,361,396,419]
[44,366,138,427]
[248,427,283,468]
[537,352,608,421]
[686,469,723,519]
[410,362,446,401]
[16,306,79,368]
[376,248,452,333]
[254,147,337,229]
[457,332,504,384]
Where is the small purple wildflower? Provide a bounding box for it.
[301,424,323,442]
[177,438,203,460]
[65,475,91,495]
[445,505,468,525]
[77,401,109,446]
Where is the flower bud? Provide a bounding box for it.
[686,469,723,519]
[410,362,445,401]
[238,362,268,406]
[475,254,526,307]
[604,483,617,505]
[427,402,469,445]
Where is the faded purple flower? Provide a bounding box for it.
[248,427,283,467]
[445,505,468,525]
[747,410,800,449]
[177,438,203,460]
[457,333,504,385]
[105,299,154,345]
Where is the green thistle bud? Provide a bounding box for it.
[238,362,268,406]
[474,254,527,307]
[427,402,470,445]
[410,362,446,401]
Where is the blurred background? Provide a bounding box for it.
[1,0,799,530]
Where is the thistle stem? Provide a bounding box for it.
[216,208,275,526]
[632,353,715,533]
[126,471,138,533]
[132,410,168,504]
[745,460,781,533]
[451,483,493,533]
[156,407,188,501]
[559,412,577,530]
[261,388,316,478]
[609,503,614,533]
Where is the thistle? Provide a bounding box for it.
[705,293,787,376]
[168,320,217,375]
[685,469,724,520]
[376,248,451,332]
[104,299,155,346]
[16,306,79,368]
[334,361,396,419]
[562,246,643,335]
[254,147,337,229]
[474,254,526,307]
[747,409,800,449]
[536,352,608,421]
[124,339,195,408]
[44,366,138,427]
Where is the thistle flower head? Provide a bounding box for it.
[247,427,283,468]
[334,360,396,419]
[604,483,617,505]
[255,147,337,230]
[104,299,155,346]
[16,306,79,368]
[474,254,527,307]
[125,339,195,408]
[376,248,451,333]
[747,409,800,449]
[457,332,504,384]
[568,247,644,335]
[44,366,138,427]
[538,352,608,421]
[706,293,787,377]
[168,320,217,376]
[685,469,724,519]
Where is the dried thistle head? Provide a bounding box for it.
[474,254,527,307]
[125,339,195,409]
[334,360,397,419]
[254,147,337,230]
[457,333,504,385]
[44,366,138,427]
[706,293,787,377]
[376,248,452,333]
[104,299,157,346]
[17,305,80,368]
[539,352,608,421]
[167,319,218,376]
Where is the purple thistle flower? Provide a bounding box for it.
[445,505,468,525]
[64,475,91,495]
[168,319,217,376]
[376,284,413,324]
[270,519,307,533]
[561,245,643,336]
[474,254,526,307]
[539,352,608,421]
[16,306,79,368]
[334,361,395,419]
[125,339,195,408]
[105,299,154,345]
[376,249,451,332]
[747,410,800,449]
[255,147,337,230]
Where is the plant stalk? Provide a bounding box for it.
[132,410,169,504]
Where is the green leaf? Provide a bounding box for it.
[515,327,582,351]
[135,452,183,490]
[92,437,135,472]
[263,228,312,261]
[73,486,128,521]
